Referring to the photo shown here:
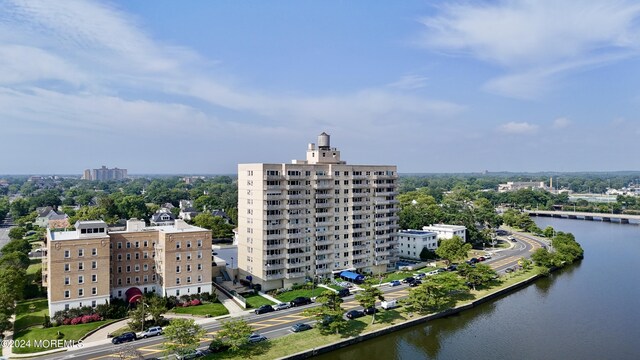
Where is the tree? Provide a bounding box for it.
[8,227,26,241]
[0,251,30,269]
[193,213,234,238]
[435,236,471,265]
[404,272,468,313]
[304,290,347,335]
[519,257,533,270]
[162,318,206,356]
[457,263,496,290]
[215,318,254,352]
[531,248,557,268]
[355,282,384,324]
[115,343,144,360]
[127,303,149,332]
[2,238,31,255]
[542,226,555,238]
[10,198,30,218]
[145,294,167,325]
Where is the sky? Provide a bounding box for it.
[2,0,640,175]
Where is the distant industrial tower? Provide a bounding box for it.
[237,132,399,291]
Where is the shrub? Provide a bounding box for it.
[62,318,71,325]
[190,299,201,306]
[42,315,52,328]
[70,317,82,325]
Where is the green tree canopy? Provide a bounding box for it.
[215,318,254,352]
[435,236,471,265]
[405,272,468,313]
[162,318,206,356]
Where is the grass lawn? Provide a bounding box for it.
[171,301,229,317]
[13,320,109,354]
[14,298,48,332]
[243,293,276,308]
[325,284,343,291]
[274,288,324,303]
[27,261,42,276]
[380,271,415,283]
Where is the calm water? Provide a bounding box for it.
[315,218,640,360]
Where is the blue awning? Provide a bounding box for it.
[340,271,364,281]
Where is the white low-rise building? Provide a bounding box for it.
[422,224,467,242]
[397,230,437,260]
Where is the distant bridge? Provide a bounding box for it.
[526,210,640,224]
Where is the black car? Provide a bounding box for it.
[345,310,365,319]
[446,264,458,271]
[255,304,275,315]
[401,277,415,284]
[337,288,350,297]
[363,306,378,315]
[290,297,312,307]
[291,323,312,332]
[111,331,137,344]
[409,280,422,287]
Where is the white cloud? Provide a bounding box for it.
[497,122,539,134]
[553,117,571,129]
[387,75,428,90]
[420,0,640,98]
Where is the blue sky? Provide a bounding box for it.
[1,0,640,174]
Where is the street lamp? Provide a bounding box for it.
[230,256,234,269]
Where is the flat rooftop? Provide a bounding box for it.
[400,230,436,236]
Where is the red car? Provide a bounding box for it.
[477,256,486,262]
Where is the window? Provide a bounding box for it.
[135,276,140,283]
[176,241,181,249]
[92,274,97,282]
[197,275,202,282]
[126,277,131,284]
[78,262,84,271]
[78,275,84,284]
[186,276,191,283]
[186,264,191,272]
[135,242,139,248]
[64,277,70,285]
[197,251,202,259]
[117,242,122,249]
[176,277,181,285]
[126,253,131,261]
[176,266,181,273]
[92,287,97,295]
[143,264,148,271]
[117,254,122,261]
[143,275,148,282]
[186,253,191,260]
[143,252,148,259]
[135,253,139,260]
[64,250,70,258]
[143,240,148,247]
[117,266,122,273]
[118,290,122,297]
[92,248,97,256]
[126,242,131,249]
[64,290,70,298]
[78,288,84,297]
[176,289,180,296]
[78,249,84,257]
[91,261,97,269]
[197,239,202,247]
[65,304,70,310]
[91,300,96,307]
[176,254,181,261]
[117,278,122,285]
[197,264,202,271]
[135,264,140,272]
[187,241,191,248]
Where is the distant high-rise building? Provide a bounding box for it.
[237,132,399,291]
[82,166,128,181]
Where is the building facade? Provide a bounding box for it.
[422,224,467,242]
[82,166,128,181]
[397,230,437,260]
[44,219,211,315]
[237,133,399,291]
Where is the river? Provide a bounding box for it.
[314,218,640,360]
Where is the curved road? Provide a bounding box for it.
[37,230,548,360]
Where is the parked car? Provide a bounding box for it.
[337,288,350,297]
[484,254,492,259]
[273,302,291,311]
[111,332,137,344]
[409,280,422,287]
[364,307,378,315]
[477,256,486,262]
[381,299,398,310]
[401,277,415,284]
[345,310,365,319]
[208,339,231,353]
[175,350,204,360]
[445,264,458,271]
[415,273,426,279]
[469,258,479,264]
[508,236,517,242]
[505,267,514,273]
[290,297,312,307]
[389,280,401,287]
[291,323,312,332]
[248,333,268,343]
[139,326,162,338]
[255,304,275,315]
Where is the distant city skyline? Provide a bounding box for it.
[2,0,640,174]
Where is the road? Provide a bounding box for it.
[0,215,14,250]
[36,230,546,360]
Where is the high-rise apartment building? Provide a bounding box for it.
[82,166,128,180]
[44,219,212,315]
[237,133,399,291]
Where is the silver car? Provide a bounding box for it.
[273,302,291,311]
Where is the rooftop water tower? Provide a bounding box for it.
[318,132,330,150]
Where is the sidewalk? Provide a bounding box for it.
[216,290,246,317]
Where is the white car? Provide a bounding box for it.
[139,326,162,338]
[273,302,291,311]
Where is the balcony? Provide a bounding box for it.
[264,263,285,271]
[352,244,369,251]
[265,233,283,241]
[315,201,332,208]
[264,253,285,261]
[285,184,308,190]
[315,249,333,256]
[263,203,285,210]
[314,193,333,199]
[285,271,305,279]
[374,259,390,266]
[285,253,305,260]
[315,257,333,265]
[285,222,306,230]
[350,252,369,260]
[266,243,286,250]
[351,200,370,207]
[316,267,333,275]
[285,203,307,210]
[315,237,332,244]
[286,242,306,250]
[265,273,285,280]
[313,183,333,190]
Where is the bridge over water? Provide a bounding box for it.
[526,210,640,224]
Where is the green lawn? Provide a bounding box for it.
[171,301,229,317]
[243,293,276,308]
[13,320,109,354]
[325,284,343,291]
[27,261,42,276]
[14,298,48,332]
[274,288,324,302]
[380,271,415,283]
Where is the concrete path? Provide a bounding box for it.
[258,291,281,304]
[216,290,246,316]
[82,318,131,343]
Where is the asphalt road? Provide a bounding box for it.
[37,230,546,360]
[0,216,14,250]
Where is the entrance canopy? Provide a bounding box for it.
[340,271,365,282]
[125,287,143,304]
